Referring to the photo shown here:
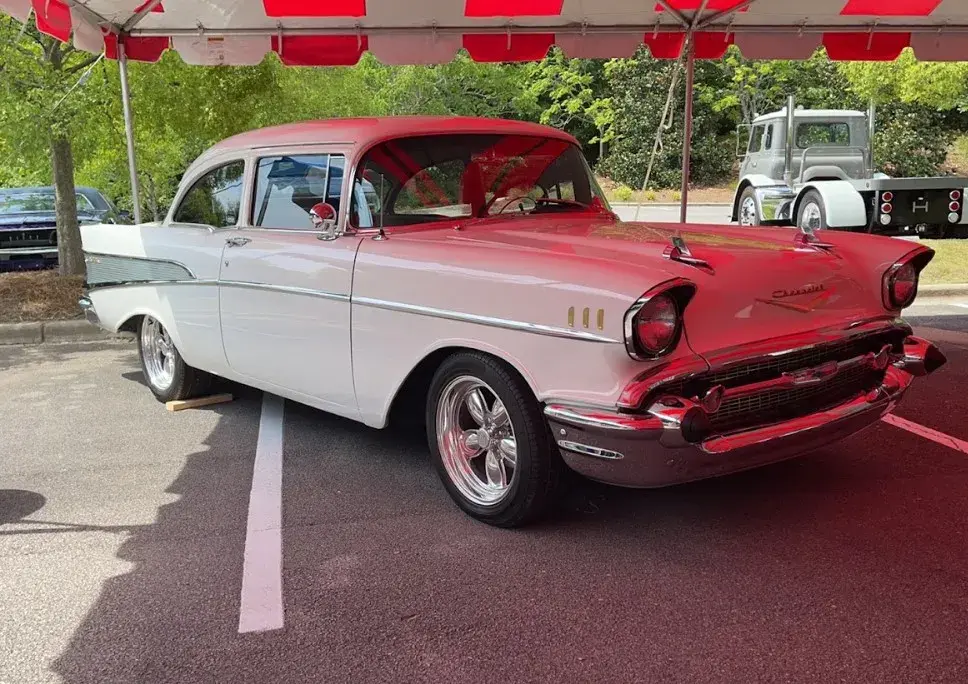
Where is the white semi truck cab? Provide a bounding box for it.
[732,95,968,239]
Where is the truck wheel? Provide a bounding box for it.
[426,352,562,528]
[797,190,828,231]
[738,187,761,226]
[139,316,211,403]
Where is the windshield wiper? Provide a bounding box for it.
[533,198,592,210]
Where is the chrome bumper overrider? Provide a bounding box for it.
[544,335,946,488]
[78,296,101,329]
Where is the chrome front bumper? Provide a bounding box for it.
[544,335,945,488]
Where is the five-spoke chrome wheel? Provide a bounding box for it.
[435,376,518,507]
[141,316,175,391]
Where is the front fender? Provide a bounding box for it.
[732,175,790,221]
[794,181,868,229]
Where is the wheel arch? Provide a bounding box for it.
[793,181,868,229]
[384,343,538,431]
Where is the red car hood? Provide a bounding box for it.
[461,216,893,356]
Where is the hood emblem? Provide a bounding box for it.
[663,235,714,274]
[794,225,838,256]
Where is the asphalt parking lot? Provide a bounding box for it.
[3,301,968,683]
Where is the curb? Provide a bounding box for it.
[610,202,731,208]
[0,319,133,346]
[919,283,968,298]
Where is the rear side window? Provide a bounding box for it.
[796,122,850,148]
[252,154,346,230]
[764,124,774,150]
[173,161,244,227]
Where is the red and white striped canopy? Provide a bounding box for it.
[4,0,968,65]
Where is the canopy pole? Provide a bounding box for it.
[679,34,695,223]
[118,41,142,224]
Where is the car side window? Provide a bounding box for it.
[173,161,244,227]
[748,125,764,154]
[764,124,774,151]
[252,154,346,230]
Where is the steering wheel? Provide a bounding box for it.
[491,195,538,215]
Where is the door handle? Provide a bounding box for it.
[225,236,251,247]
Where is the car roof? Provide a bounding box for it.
[196,116,579,166]
[753,108,866,124]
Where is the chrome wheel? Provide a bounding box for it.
[435,376,518,507]
[739,196,758,226]
[799,201,823,231]
[141,317,175,391]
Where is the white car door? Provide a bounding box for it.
[218,150,362,420]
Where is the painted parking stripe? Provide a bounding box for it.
[951,303,968,310]
[882,414,968,455]
[239,392,285,633]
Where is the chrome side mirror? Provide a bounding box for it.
[310,202,339,240]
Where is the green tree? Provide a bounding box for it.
[0,16,105,275]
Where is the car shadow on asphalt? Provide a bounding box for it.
[44,383,968,680]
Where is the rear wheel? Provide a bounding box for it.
[139,316,211,403]
[797,190,828,231]
[738,187,761,226]
[426,352,562,528]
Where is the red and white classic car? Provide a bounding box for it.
[80,117,946,527]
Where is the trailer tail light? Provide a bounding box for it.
[882,248,934,311]
[950,201,960,212]
[881,202,892,214]
[950,213,960,224]
[950,190,961,201]
[882,191,894,203]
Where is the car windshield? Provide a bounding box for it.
[349,133,610,229]
[0,191,96,215]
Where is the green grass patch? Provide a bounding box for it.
[919,239,968,285]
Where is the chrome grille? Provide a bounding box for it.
[650,330,904,435]
[0,226,57,249]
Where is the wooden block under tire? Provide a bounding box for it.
[165,393,234,412]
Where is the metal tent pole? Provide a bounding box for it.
[679,34,695,223]
[118,41,143,224]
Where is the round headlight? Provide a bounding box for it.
[889,262,918,309]
[634,294,679,355]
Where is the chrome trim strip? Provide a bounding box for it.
[219,280,350,302]
[85,279,216,292]
[0,246,59,256]
[556,440,625,461]
[354,297,619,343]
[545,404,656,431]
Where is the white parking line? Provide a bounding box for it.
[882,414,968,455]
[239,393,285,633]
[950,303,968,310]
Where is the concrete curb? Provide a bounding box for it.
[610,202,731,208]
[0,319,133,346]
[919,283,968,298]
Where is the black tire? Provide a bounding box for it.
[796,190,829,231]
[738,186,761,226]
[426,352,562,528]
[138,315,211,403]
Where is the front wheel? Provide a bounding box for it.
[139,316,210,403]
[738,187,761,226]
[426,352,562,527]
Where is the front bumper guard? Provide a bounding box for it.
[544,336,945,488]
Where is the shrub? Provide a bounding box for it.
[612,185,634,202]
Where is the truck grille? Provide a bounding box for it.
[653,329,906,435]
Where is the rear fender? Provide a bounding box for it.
[794,181,868,229]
